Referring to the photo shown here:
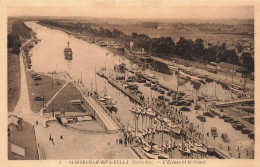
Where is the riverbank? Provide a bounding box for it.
[8,53,21,112]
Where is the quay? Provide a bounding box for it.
[152,56,171,65]
[67,73,121,134]
[215,98,254,108]
[128,69,177,93]
[97,70,167,118]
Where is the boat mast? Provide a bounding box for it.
[162,123,164,148]
[104,79,107,96]
[232,64,234,85]
[91,79,93,93]
[215,83,217,97]
[201,121,204,146]
[181,118,184,153]
[81,69,82,82]
[95,67,98,94]
[177,69,179,92]
[150,87,153,109]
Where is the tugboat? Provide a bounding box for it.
[64,41,73,60]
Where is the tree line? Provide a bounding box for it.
[39,20,254,72]
[8,21,32,54]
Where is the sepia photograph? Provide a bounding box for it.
[1,0,258,166]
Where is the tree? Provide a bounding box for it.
[131,32,138,38]
[226,50,239,64]
[216,43,227,63]
[237,45,243,53]
[192,38,205,58]
[241,52,254,72]
[175,37,194,59]
[112,29,123,38]
[150,37,175,54]
[204,47,217,62]
[105,29,112,38]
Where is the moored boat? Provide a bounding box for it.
[158,152,170,159]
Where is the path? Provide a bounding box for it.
[11,40,42,125]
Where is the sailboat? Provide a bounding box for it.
[197,122,207,154]
[146,108,156,117]
[228,64,245,93]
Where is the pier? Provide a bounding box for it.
[97,70,167,118]
[67,74,121,134]
[215,98,254,108]
[82,96,120,133]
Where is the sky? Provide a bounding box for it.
[7,0,254,19]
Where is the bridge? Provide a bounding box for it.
[215,98,254,108]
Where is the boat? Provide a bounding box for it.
[64,41,73,60]
[145,108,156,117]
[140,107,146,115]
[168,64,179,71]
[99,42,107,47]
[99,95,118,112]
[228,84,244,93]
[197,146,207,154]
[152,144,163,152]
[178,69,206,83]
[189,145,198,153]
[178,144,191,155]
[158,152,169,159]
[140,146,158,159]
[130,106,137,113]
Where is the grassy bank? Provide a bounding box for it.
[25,71,66,113]
[8,54,21,112]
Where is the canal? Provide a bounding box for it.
[25,21,253,159]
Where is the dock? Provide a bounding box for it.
[82,96,120,133]
[68,74,121,134]
[215,98,254,108]
[97,70,168,119]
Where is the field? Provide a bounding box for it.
[8,54,21,112]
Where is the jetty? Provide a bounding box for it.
[67,73,121,134]
[215,98,254,108]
